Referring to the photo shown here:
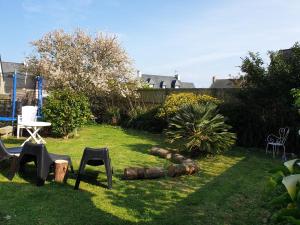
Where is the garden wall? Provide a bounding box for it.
[137,88,238,105]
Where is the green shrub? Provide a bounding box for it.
[166,103,236,155]
[123,106,167,132]
[43,89,91,138]
[158,93,220,118]
[221,43,300,149]
[103,106,121,125]
[292,88,300,108]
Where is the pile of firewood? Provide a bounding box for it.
[123,147,199,180]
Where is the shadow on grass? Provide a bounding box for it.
[2,138,24,146]
[0,161,133,224]
[17,162,112,189]
[0,149,280,225]
[104,152,279,225]
[0,181,134,225]
[124,143,154,155]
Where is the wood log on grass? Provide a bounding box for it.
[171,153,186,163]
[150,147,172,159]
[124,167,165,180]
[54,160,69,183]
[167,162,199,177]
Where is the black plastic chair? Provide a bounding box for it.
[74,147,112,190]
[0,140,23,180]
[14,142,74,186]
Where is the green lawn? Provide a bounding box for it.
[0,125,280,225]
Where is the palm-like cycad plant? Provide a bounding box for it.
[166,103,236,155]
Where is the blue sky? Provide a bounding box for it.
[0,0,300,87]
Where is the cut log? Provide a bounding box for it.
[150,147,172,159]
[124,167,165,180]
[54,160,69,183]
[171,153,186,163]
[124,167,145,180]
[167,162,199,177]
[144,167,165,179]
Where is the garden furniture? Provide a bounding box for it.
[14,142,73,186]
[0,140,22,179]
[20,121,51,146]
[74,147,112,190]
[17,106,38,139]
[266,127,289,159]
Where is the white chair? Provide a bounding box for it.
[17,106,38,139]
[266,127,289,159]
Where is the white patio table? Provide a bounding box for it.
[20,121,51,146]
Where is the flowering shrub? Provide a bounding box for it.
[158,93,220,118]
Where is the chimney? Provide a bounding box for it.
[137,70,142,78]
[174,72,180,80]
[212,76,216,83]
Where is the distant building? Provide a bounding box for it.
[138,71,195,89]
[210,76,240,89]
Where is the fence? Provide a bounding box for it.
[137,88,239,105]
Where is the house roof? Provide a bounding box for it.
[1,61,24,74]
[141,74,195,88]
[210,78,238,88]
[181,82,195,88]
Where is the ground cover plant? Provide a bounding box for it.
[0,125,281,225]
[266,159,300,224]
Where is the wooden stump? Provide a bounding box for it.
[167,162,199,177]
[54,160,69,183]
[150,147,172,159]
[0,126,13,138]
[124,167,165,180]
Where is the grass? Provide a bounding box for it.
[0,125,281,225]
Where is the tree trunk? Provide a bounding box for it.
[54,160,69,183]
[123,167,165,180]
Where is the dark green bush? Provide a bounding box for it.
[103,106,121,125]
[122,106,167,132]
[220,43,300,150]
[166,103,236,155]
[43,89,91,138]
